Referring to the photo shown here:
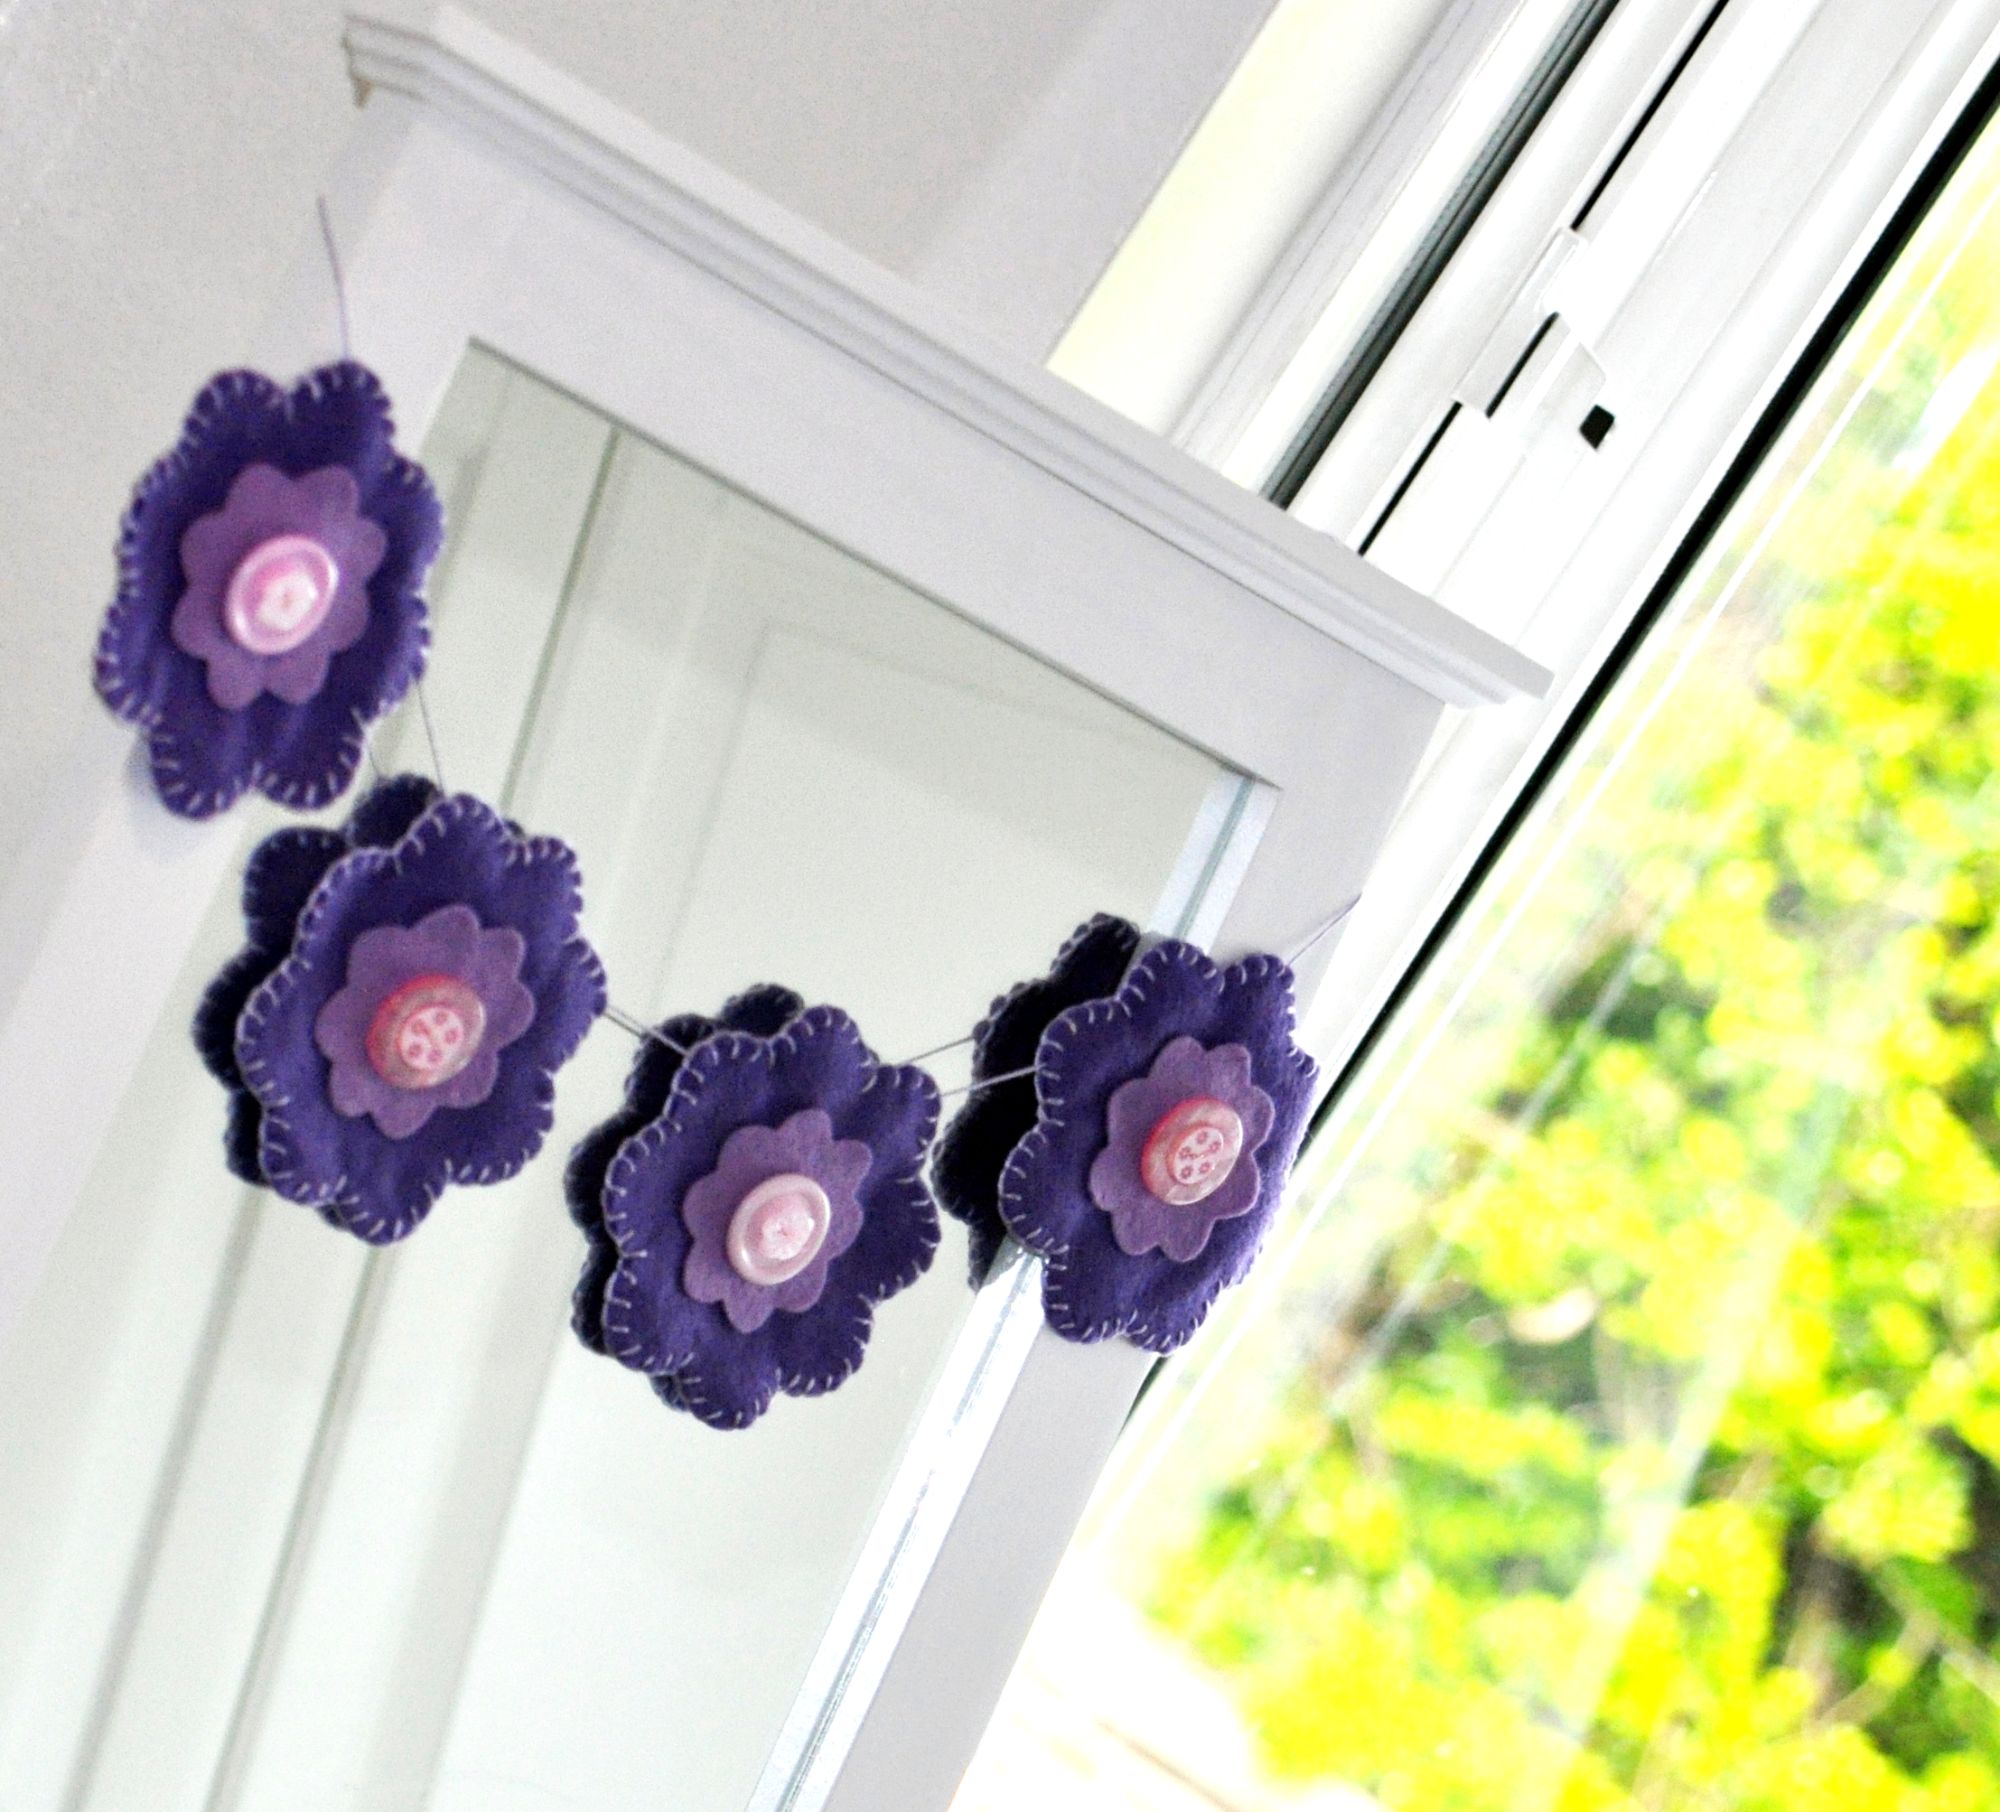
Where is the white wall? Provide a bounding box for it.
[0,0,1278,859]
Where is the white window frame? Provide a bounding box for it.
[1169,0,1629,480]
[1132,0,2000,1091]
[0,5,1543,1809]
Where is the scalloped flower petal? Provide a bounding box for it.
[222,787,605,1243]
[95,361,442,819]
[961,925,1320,1354]
[571,995,940,1429]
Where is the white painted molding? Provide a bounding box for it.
[343,1,1548,709]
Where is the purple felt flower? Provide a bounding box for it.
[570,997,940,1430]
[931,914,1141,1282]
[230,789,605,1243]
[945,925,1319,1354]
[95,362,441,818]
[194,773,440,1183]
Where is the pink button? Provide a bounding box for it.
[726,1173,833,1287]
[1140,1096,1246,1206]
[223,534,340,656]
[365,974,487,1092]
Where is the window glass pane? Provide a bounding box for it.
[958,101,2000,1812]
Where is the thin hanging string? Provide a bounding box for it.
[880,897,1362,1075]
[604,1003,691,1057]
[939,1060,1036,1101]
[316,192,449,798]
[314,197,353,362]
[357,714,384,783]
[600,992,1028,1100]
[413,675,449,795]
[597,1008,1028,1098]
[899,1032,974,1066]
[597,893,1368,1093]
[1285,892,1361,968]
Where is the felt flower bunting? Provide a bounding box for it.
[934,919,1319,1354]
[569,992,940,1430]
[96,361,441,818]
[199,779,605,1242]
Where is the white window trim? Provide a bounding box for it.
[1172,0,1628,478]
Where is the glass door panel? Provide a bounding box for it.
[0,345,1241,1812]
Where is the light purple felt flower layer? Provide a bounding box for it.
[1088,1036,1275,1262]
[235,791,605,1243]
[993,932,1320,1354]
[681,1110,869,1333]
[95,362,441,819]
[576,1000,939,1430]
[313,905,535,1140]
[170,463,384,709]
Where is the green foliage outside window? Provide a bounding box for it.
[1146,131,2000,1812]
